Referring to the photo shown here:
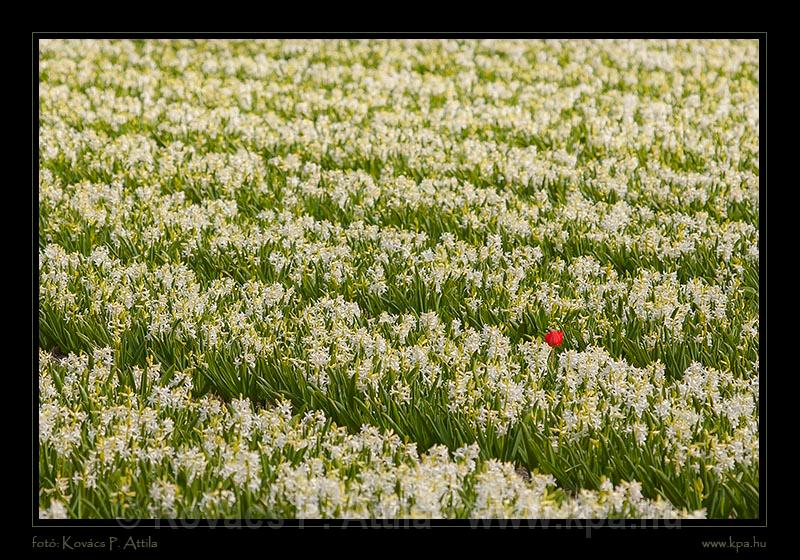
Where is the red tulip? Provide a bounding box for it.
[544,330,564,348]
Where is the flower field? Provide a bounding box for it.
[38,39,759,519]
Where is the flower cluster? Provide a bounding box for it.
[39,39,758,518]
[38,350,705,518]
